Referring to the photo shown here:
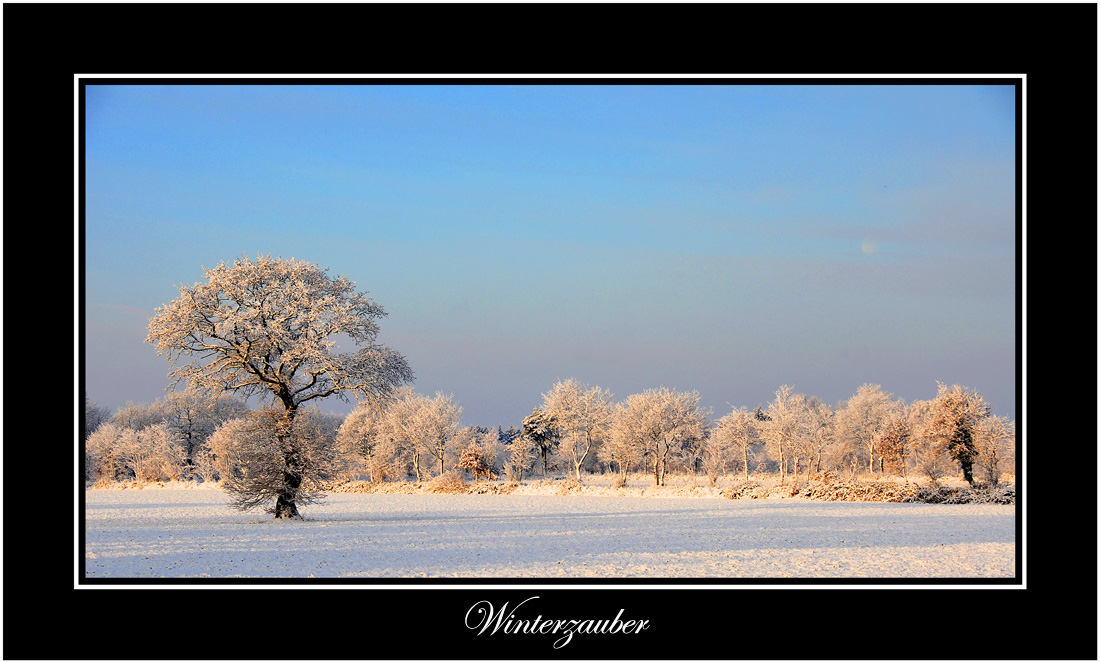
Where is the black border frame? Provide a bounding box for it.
[4,2,1096,660]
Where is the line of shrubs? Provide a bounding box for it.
[316,473,1015,504]
[720,479,1015,504]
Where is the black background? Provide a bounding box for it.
[5,2,1095,660]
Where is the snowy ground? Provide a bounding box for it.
[82,483,1016,580]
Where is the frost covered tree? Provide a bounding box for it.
[761,385,801,483]
[111,400,166,431]
[712,407,760,480]
[908,399,953,482]
[602,402,647,482]
[866,413,910,479]
[697,433,729,486]
[924,383,991,486]
[85,422,125,481]
[373,386,423,481]
[146,254,413,518]
[376,389,462,481]
[449,426,502,478]
[612,387,710,486]
[974,415,1014,486]
[678,429,708,479]
[337,400,389,482]
[478,427,509,478]
[88,422,185,482]
[792,396,833,476]
[505,431,538,481]
[84,396,111,439]
[159,389,249,478]
[122,423,184,481]
[521,407,559,475]
[540,379,613,482]
[873,413,912,479]
[93,392,247,480]
[835,384,899,474]
[410,392,463,478]
[759,387,832,480]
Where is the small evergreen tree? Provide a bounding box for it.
[521,408,559,475]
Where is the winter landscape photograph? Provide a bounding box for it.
[81,81,1019,584]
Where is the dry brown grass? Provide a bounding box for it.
[425,471,469,494]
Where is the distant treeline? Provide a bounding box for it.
[84,379,1014,490]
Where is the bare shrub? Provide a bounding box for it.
[721,481,767,499]
[92,476,118,489]
[556,477,584,495]
[427,471,468,494]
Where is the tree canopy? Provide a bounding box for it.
[146,254,414,414]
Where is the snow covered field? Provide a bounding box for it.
[82,484,1016,580]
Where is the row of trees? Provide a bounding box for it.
[86,377,1016,499]
[517,379,1015,489]
[85,391,251,483]
[90,254,1015,519]
[84,389,521,487]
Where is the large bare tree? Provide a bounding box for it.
[146,254,413,518]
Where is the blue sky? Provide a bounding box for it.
[82,82,1017,427]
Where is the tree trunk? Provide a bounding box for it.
[961,460,975,486]
[778,440,785,484]
[273,404,303,519]
[573,433,589,482]
[184,431,195,478]
[273,490,301,519]
[658,446,670,486]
